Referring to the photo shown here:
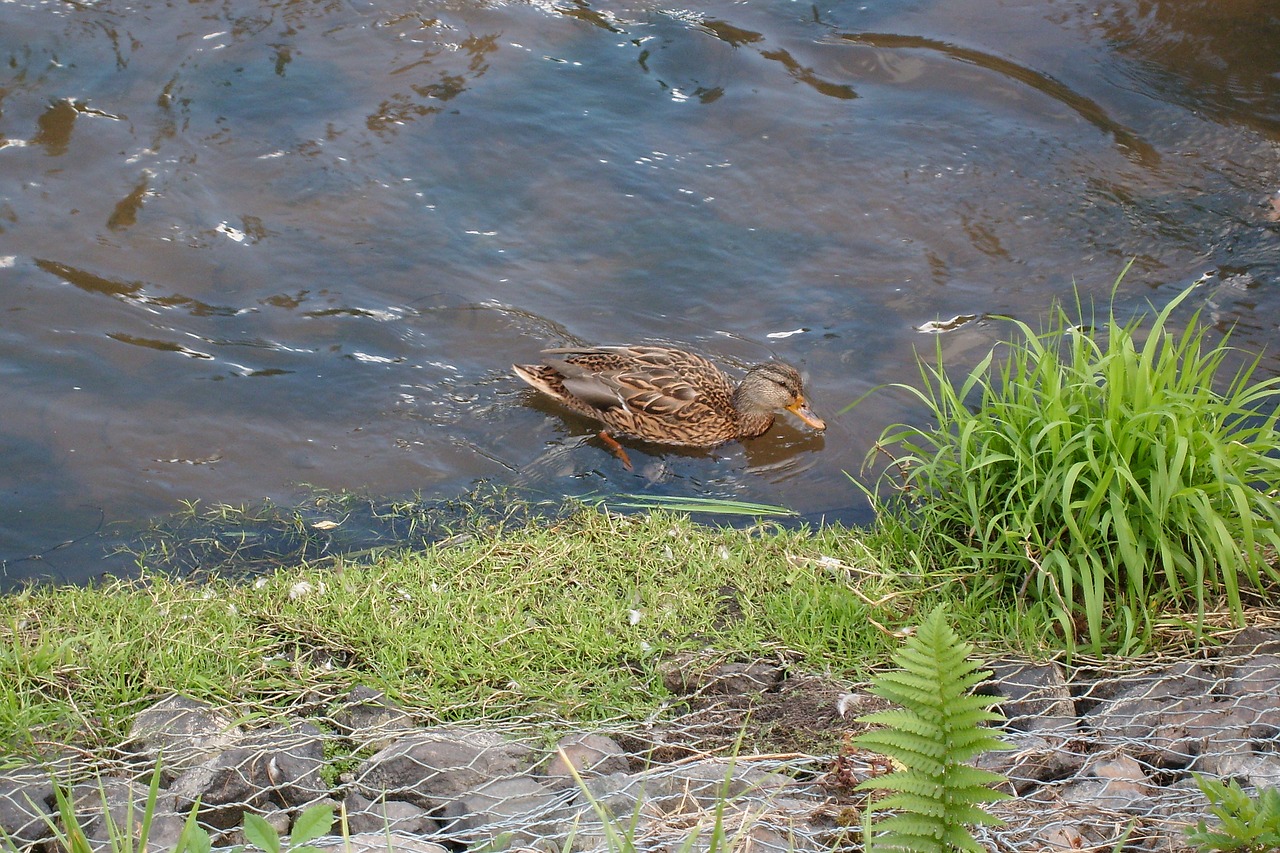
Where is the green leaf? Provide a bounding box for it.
[242,813,281,853]
[288,804,334,846]
[173,801,212,853]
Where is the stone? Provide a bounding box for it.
[983,659,1077,734]
[330,687,417,751]
[552,811,623,853]
[217,807,292,849]
[997,792,1139,850]
[676,806,824,853]
[1224,654,1280,734]
[538,733,630,790]
[440,776,566,844]
[342,791,437,835]
[124,694,243,780]
[973,732,1085,794]
[65,777,188,853]
[1084,662,1222,762]
[1200,752,1280,790]
[1174,706,1255,771]
[1223,627,1280,656]
[170,722,326,828]
[352,729,535,811]
[0,766,54,849]
[578,759,796,820]
[312,832,449,853]
[578,772,659,821]
[1058,753,1151,813]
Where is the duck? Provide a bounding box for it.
[513,345,825,465]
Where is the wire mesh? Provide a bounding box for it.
[3,632,1279,853]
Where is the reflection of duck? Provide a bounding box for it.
[513,345,825,465]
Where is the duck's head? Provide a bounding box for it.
[733,363,826,435]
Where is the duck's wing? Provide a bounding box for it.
[543,346,726,421]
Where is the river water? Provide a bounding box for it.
[1,0,1278,586]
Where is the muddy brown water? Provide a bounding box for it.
[1,0,1278,587]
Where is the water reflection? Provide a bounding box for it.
[1083,0,1280,132]
[835,32,1159,166]
[0,0,1277,586]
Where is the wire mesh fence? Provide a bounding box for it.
[3,629,1279,853]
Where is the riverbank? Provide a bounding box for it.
[2,505,998,755]
[2,502,1263,757]
[2,504,1278,852]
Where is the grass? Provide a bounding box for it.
[0,505,1052,759]
[859,273,1280,654]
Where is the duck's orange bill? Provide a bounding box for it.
[787,399,826,431]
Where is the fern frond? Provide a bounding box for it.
[867,813,949,853]
[854,606,1013,853]
[854,733,946,774]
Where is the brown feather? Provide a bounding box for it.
[513,345,824,449]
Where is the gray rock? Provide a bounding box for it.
[1058,753,1151,814]
[352,729,535,811]
[564,786,823,853]
[973,732,1085,794]
[441,776,567,843]
[1223,627,1280,656]
[1141,777,1217,827]
[538,733,630,790]
[170,722,326,828]
[578,759,795,819]
[216,807,291,849]
[578,772,658,821]
[312,832,449,853]
[0,766,54,849]
[1199,751,1280,790]
[331,687,417,751]
[1084,662,1221,762]
[342,791,437,835]
[679,810,823,853]
[1224,654,1280,734]
[985,659,1077,734]
[1174,705,1255,771]
[62,778,187,853]
[1087,753,1148,784]
[1088,699,1256,768]
[553,811,622,853]
[124,694,243,780]
[649,759,793,808]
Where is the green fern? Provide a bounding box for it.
[853,606,1012,853]
[1186,774,1280,852]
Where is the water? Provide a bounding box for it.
[1,0,1278,587]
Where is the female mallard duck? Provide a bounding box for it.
[513,345,825,461]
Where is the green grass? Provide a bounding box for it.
[1,507,1034,757]
[860,271,1280,653]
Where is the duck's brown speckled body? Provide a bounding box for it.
[513,345,825,448]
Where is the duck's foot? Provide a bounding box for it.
[597,430,634,471]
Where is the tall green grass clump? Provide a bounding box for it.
[871,272,1280,652]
